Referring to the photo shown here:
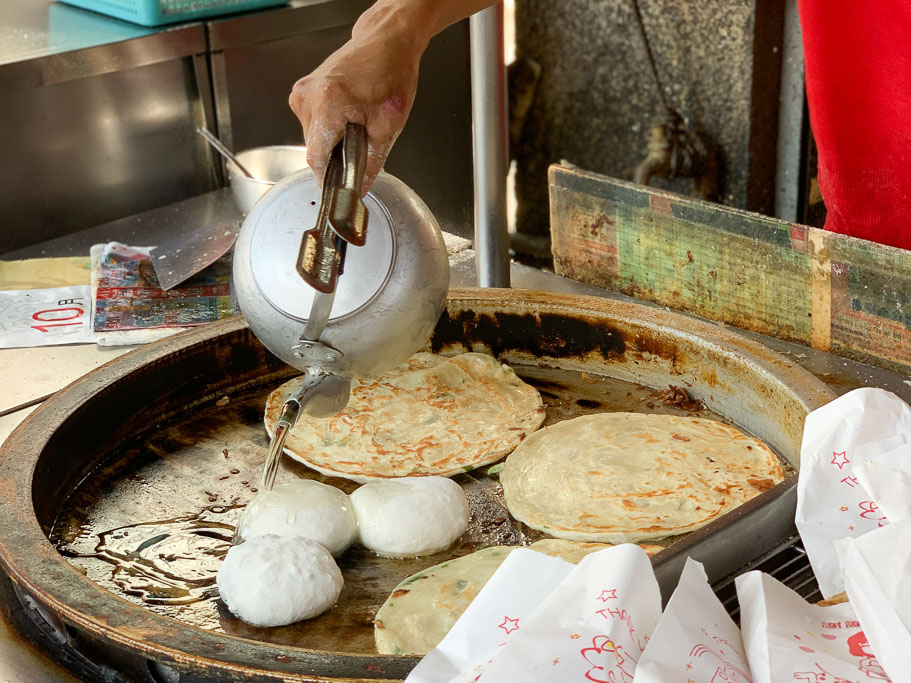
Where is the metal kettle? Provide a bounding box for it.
[232,125,450,419]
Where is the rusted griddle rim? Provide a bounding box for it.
[0,289,835,680]
[443,289,835,422]
[0,315,408,681]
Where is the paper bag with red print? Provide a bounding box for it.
[634,557,751,682]
[795,388,911,598]
[835,517,911,681]
[853,442,911,524]
[405,548,574,683]
[475,544,661,682]
[736,570,891,683]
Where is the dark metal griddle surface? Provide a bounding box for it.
[49,360,741,651]
[0,289,835,681]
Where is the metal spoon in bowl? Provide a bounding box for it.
[196,126,255,179]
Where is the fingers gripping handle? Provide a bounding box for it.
[296,123,369,294]
[328,123,369,247]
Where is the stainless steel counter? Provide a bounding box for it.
[1,0,473,255]
[0,0,158,67]
[2,189,909,679]
[0,0,325,68]
[0,0,205,89]
[0,0,213,253]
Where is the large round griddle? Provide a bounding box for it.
[0,289,834,682]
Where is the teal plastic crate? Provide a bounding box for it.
[58,0,289,27]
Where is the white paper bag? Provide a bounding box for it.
[736,570,891,682]
[634,557,752,682]
[853,443,911,523]
[835,518,911,682]
[405,548,573,683]
[0,286,95,348]
[795,388,911,597]
[476,544,661,682]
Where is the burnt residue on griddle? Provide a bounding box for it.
[431,310,626,359]
[521,377,568,391]
[654,384,705,412]
[224,331,282,374]
[629,335,680,369]
[520,377,568,402]
[238,404,266,426]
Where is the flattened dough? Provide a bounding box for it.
[501,412,783,543]
[373,540,663,655]
[265,352,545,482]
[351,477,469,557]
[217,535,343,627]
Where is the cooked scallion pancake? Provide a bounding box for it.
[375,546,512,655]
[265,352,545,482]
[373,540,663,655]
[501,412,783,543]
[527,537,664,564]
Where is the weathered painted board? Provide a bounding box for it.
[549,164,911,375]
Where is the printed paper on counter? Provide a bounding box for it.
[0,285,95,348]
[476,544,662,683]
[634,557,752,682]
[91,242,234,334]
[736,570,890,683]
[795,388,911,597]
[405,548,574,683]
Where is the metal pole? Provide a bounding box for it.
[774,0,805,222]
[469,3,510,288]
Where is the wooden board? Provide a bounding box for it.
[0,257,91,291]
[549,164,911,375]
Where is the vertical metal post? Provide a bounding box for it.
[774,0,805,222]
[191,53,224,187]
[470,4,510,288]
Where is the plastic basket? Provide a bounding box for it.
[58,0,289,27]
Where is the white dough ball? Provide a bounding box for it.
[216,534,343,627]
[236,479,357,556]
[350,476,469,557]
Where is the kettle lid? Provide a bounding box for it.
[246,169,395,323]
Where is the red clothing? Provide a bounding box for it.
[798,0,911,249]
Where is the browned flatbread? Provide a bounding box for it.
[265,352,546,482]
[374,540,664,655]
[526,538,664,563]
[816,591,849,606]
[501,412,783,543]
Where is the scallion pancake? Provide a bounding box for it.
[265,352,546,482]
[373,540,663,655]
[501,412,783,543]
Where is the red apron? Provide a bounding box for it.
[798,0,911,248]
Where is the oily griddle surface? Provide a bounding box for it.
[50,362,746,654]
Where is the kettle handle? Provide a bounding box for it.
[295,159,343,293]
[342,122,368,197]
[328,123,369,247]
[296,123,370,292]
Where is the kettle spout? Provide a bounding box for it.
[290,366,352,418]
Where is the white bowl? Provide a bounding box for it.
[227,145,309,214]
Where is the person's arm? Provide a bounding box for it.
[289,0,497,193]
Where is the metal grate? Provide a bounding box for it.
[712,534,821,623]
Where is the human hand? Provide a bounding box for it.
[289,5,430,194]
